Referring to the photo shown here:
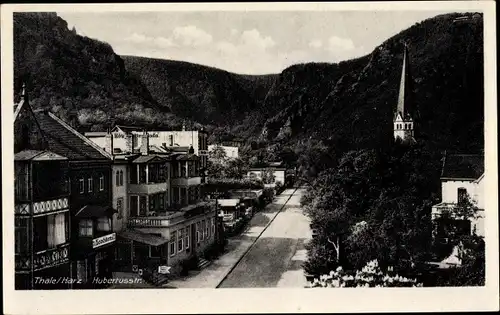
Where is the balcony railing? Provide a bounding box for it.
[128,217,174,228]
[33,243,70,271]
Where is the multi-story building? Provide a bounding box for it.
[432,154,485,240]
[14,90,115,289]
[96,129,217,278]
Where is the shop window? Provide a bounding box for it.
[169,237,176,257]
[97,217,111,232]
[150,245,161,258]
[79,219,93,237]
[77,260,87,282]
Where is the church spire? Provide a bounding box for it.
[393,42,416,143]
[396,42,413,119]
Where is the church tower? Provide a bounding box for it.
[393,42,416,143]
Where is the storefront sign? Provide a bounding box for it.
[92,233,116,249]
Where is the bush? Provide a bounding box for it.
[307,260,422,288]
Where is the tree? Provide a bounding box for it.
[225,158,248,179]
[209,144,228,163]
[261,168,276,184]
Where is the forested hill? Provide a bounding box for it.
[13,12,193,132]
[121,56,277,126]
[259,12,484,154]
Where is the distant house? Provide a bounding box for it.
[208,144,239,159]
[247,161,286,186]
[432,154,485,240]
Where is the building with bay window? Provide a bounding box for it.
[14,89,115,289]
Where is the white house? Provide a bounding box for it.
[247,162,286,186]
[208,144,239,159]
[432,154,485,238]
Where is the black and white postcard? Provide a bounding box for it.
[1,2,498,314]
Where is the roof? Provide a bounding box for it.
[169,146,191,152]
[84,132,108,137]
[132,155,168,164]
[171,153,199,161]
[118,230,169,246]
[75,205,115,218]
[149,145,169,153]
[113,125,145,133]
[441,154,484,180]
[33,111,111,161]
[15,150,67,161]
[217,199,240,207]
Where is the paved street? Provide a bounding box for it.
[218,188,312,288]
[167,188,311,288]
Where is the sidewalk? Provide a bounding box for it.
[166,189,296,288]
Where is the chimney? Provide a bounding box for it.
[140,129,149,155]
[105,128,114,154]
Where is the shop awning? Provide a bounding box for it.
[75,205,116,218]
[217,199,240,207]
[118,230,169,247]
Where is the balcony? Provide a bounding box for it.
[128,215,180,228]
[33,243,70,271]
[171,176,201,187]
[128,182,169,195]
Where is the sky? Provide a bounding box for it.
[58,10,460,75]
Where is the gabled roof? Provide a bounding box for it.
[32,110,112,161]
[441,154,484,180]
[112,125,144,133]
[131,155,169,164]
[15,150,67,161]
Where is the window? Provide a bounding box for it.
[178,229,184,252]
[120,171,124,186]
[47,213,66,248]
[116,197,124,219]
[15,218,28,254]
[169,236,176,257]
[196,222,201,244]
[159,193,165,210]
[97,217,111,232]
[169,135,174,146]
[88,177,93,192]
[185,225,190,249]
[201,220,205,241]
[99,175,104,191]
[79,219,93,237]
[79,178,85,194]
[458,188,468,204]
[205,219,210,239]
[211,218,215,236]
[139,196,147,216]
[115,171,120,187]
[130,195,139,217]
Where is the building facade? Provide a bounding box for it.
[14,91,115,289]
[432,154,485,240]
